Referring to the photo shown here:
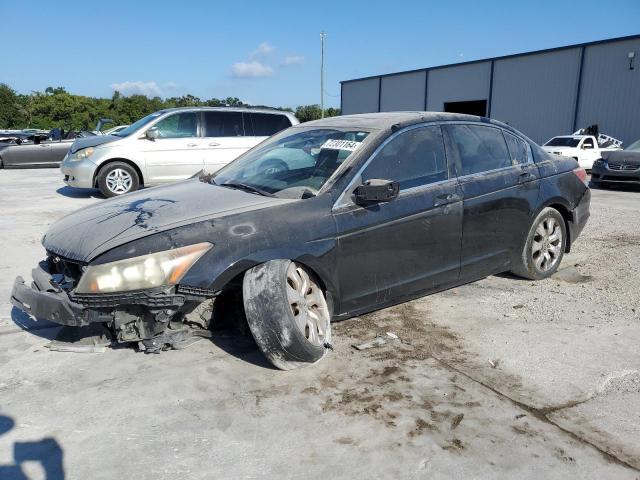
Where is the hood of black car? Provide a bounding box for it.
[43,179,294,262]
[603,150,640,166]
[70,134,120,154]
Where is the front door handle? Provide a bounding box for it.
[187,143,198,147]
[434,192,461,207]
[208,142,220,147]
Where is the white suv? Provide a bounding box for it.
[61,107,299,197]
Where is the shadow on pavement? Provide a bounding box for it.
[11,307,60,341]
[55,186,103,199]
[0,414,65,479]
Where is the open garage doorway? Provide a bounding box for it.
[444,100,487,117]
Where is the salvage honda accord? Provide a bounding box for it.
[11,112,590,369]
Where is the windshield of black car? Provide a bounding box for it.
[212,128,371,199]
[544,137,580,147]
[625,139,640,151]
[113,112,164,137]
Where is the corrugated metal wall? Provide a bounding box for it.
[341,78,379,115]
[427,62,491,111]
[490,48,581,143]
[577,38,640,145]
[340,36,640,145]
[380,71,426,111]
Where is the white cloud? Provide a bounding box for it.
[110,80,163,97]
[281,55,304,66]
[231,61,274,78]
[251,42,275,58]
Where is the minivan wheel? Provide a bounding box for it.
[242,260,331,370]
[97,162,140,197]
[512,207,566,280]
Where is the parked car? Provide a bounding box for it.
[541,134,621,170]
[61,107,299,197]
[590,139,640,188]
[0,130,84,169]
[11,112,590,369]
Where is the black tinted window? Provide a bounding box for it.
[363,126,448,189]
[447,125,511,176]
[504,132,529,165]
[153,112,197,138]
[204,111,244,137]
[251,113,292,136]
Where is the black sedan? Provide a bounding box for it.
[11,112,590,369]
[591,139,640,188]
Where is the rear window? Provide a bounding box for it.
[248,113,292,137]
[204,111,244,137]
[446,125,511,176]
[544,137,580,147]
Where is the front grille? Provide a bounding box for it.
[608,163,639,171]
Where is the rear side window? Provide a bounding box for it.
[249,113,292,137]
[446,125,511,176]
[504,132,530,165]
[153,112,198,138]
[362,125,448,190]
[204,111,244,137]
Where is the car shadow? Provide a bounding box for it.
[0,414,65,479]
[11,307,61,341]
[55,186,103,199]
[209,332,277,370]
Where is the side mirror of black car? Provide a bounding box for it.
[354,179,399,205]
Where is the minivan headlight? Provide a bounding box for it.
[70,147,95,161]
[75,242,212,294]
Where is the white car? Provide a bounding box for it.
[541,135,621,170]
[61,107,299,197]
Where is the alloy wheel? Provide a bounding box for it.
[531,216,563,272]
[105,168,133,194]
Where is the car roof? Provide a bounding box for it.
[300,111,508,131]
[158,106,297,118]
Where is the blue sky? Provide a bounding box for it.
[3,0,639,108]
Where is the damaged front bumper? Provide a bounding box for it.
[11,263,217,348]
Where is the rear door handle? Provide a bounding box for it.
[518,170,536,183]
[187,143,198,147]
[208,142,220,147]
[434,192,461,207]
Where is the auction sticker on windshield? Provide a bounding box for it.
[321,139,362,152]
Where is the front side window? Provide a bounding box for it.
[152,112,198,138]
[362,126,448,189]
[250,113,292,136]
[447,125,511,176]
[204,111,244,137]
[504,132,530,165]
[213,128,370,199]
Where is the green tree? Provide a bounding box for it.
[0,83,25,129]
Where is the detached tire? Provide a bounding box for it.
[243,260,331,370]
[97,161,140,197]
[512,207,567,280]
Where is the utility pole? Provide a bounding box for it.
[320,31,326,118]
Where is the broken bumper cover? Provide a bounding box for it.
[10,265,212,328]
[11,273,88,327]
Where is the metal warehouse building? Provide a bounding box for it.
[340,35,640,145]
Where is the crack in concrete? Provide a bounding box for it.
[430,354,640,473]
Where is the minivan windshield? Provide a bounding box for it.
[213,128,370,199]
[544,137,580,147]
[113,112,164,137]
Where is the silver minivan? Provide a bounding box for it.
[61,107,299,197]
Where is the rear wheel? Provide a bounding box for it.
[242,260,331,370]
[512,207,566,280]
[97,161,140,197]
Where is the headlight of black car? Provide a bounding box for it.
[75,242,212,294]
[593,159,605,168]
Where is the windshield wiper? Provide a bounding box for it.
[219,182,273,197]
